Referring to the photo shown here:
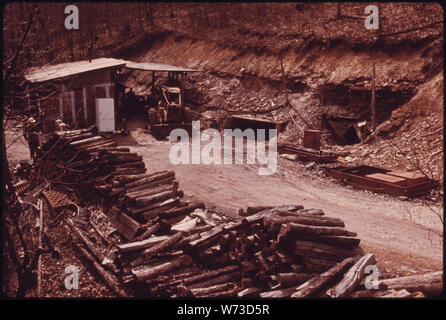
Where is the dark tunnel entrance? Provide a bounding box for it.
[227,115,284,140]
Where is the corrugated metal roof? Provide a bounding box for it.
[124,62,200,73]
[25,58,129,83]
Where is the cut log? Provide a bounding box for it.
[182,265,239,286]
[309,235,360,248]
[126,182,178,200]
[291,257,356,298]
[130,233,184,266]
[110,155,143,162]
[126,176,175,194]
[125,171,175,189]
[264,215,345,229]
[240,206,274,217]
[73,242,128,297]
[102,151,138,157]
[109,206,143,241]
[301,257,337,272]
[198,287,238,298]
[132,223,161,242]
[186,225,225,250]
[190,283,235,297]
[326,253,376,298]
[152,202,206,221]
[67,132,95,142]
[134,191,177,207]
[110,161,145,169]
[280,223,357,238]
[171,217,199,233]
[188,271,240,290]
[113,173,149,184]
[292,240,361,261]
[66,219,105,263]
[70,136,102,146]
[117,234,168,253]
[260,287,297,298]
[242,205,301,224]
[237,287,262,297]
[132,255,192,281]
[277,208,325,217]
[81,140,117,150]
[277,273,318,288]
[114,167,146,175]
[378,271,443,297]
[381,289,412,298]
[130,198,179,216]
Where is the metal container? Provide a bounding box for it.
[303,129,321,150]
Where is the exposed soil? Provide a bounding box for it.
[124,23,443,184]
[116,121,442,275]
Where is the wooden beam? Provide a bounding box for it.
[326,253,376,297]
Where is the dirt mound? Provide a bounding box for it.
[346,71,444,184]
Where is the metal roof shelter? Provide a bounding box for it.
[25,58,128,83]
[124,62,200,73]
[24,58,200,132]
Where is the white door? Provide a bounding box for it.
[95,98,115,132]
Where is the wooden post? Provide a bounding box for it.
[371,62,376,131]
[37,199,43,296]
[180,73,185,106]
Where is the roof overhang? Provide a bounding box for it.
[25,58,129,83]
[124,62,200,73]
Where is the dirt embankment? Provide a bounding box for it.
[125,28,443,183]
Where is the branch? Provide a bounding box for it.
[4,10,34,82]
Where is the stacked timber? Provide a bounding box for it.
[38,129,442,298]
[39,128,136,184]
[107,204,367,298]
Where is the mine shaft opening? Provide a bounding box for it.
[228,116,281,141]
[319,84,416,145]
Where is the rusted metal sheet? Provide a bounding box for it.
[25,58,128,83]
[278,143,338,163]
[325,165,436,197]
[15,181,31,195]
[322,115,365,145]
[41,189,72,210]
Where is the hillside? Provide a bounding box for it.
[3,2,443,183]
[121,3,443,184]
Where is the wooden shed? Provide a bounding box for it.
[25,58,128,132]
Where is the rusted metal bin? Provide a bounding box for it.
[303,129,321,150]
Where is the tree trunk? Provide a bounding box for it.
[132,255,192,281]
[291,257,356,298]
[326,253,376,297]
[379,271,443,297]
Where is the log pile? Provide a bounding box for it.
[39,128,130,185]
[111,204,369,298]
[37,129,443,298]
